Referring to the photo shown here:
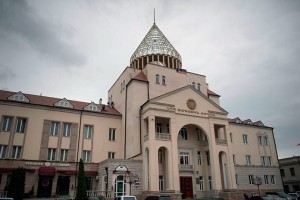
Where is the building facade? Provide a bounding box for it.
[0,21,283,199]
[279,156,300,193]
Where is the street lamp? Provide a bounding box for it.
[254,176,262,196]
[124,172,139,195]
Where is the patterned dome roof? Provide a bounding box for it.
[130,23,182,63]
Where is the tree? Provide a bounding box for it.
[75,159,88,200]
[7,167,26,200]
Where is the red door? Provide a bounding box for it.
[180,176,193,199]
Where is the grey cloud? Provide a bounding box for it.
[0,0,86,67]
[0,66,16,81]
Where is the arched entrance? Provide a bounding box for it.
[177,124,209,199]
[114,175,125,197]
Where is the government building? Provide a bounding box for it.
[0,20,283,200]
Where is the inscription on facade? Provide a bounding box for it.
[166,106,215,117]
[25,161,70,167]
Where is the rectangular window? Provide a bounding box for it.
[1,116,13,132]
[270,175,275,184]
[206,151,210,165]
[180,152,189,165]
[159,175,164,191]
[246,155,251,165]
[180,128,187,140]
[197,151,202,165]
[267,156,272,166]
[109,128,116,141]
[156,123,162,133]
[264,175,269,184]
[62,123,71,137]
[242,134,248,144]
[199,176,204,191]
[235,174,239,185]
[50,121,60,136]
[290,168,295,176]
[261,156,266,166]
[60,149,68,162]
[230,132,233,143]
[16,118,26,133]
[83,150,91,162]
[47,148,56,161]
[248,175,254,184]
[85,176,93,190]
[11,146,22,159]
[0,145,8,159]
[263,136,269,145]
[258,136,262,145]
[108,152,115,159]
[208,176,212,190]
[84,125,93,139]
[280,169,285,176]
[233,154,236,165]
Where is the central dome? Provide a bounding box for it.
[130,23,182,69]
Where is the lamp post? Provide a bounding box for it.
[124,172,139,195]
[254,176,262,196]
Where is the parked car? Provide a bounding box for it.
[145,195,172,200]
[265,194,286,200]
[249,195,273,200]
[288,193,300,200]
[115,195,137,200]
[0,198,14,200]
[265,192,297,200]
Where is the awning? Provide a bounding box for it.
[38,166,56,176]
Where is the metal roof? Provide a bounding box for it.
[130,23,181,63]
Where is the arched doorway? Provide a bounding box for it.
[114,175,125,197]
[177,124,209,199]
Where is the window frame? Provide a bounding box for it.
[179,152,189,165]
[199,176,204,191]
[60,149,69,162]
[180,128,187,140]
[109,128,116,141]
[84,125,93,139]
[246,155,251,165]
[50,121,60,136]
[62,123,71,137]
[242,134,248,144]
[11,146,22,159]
[108,152,115,159]
[47,148,56,161]
[15,117,27,133]
[0,145,8,159]
[83,150,91,163]
[156,74,160,84]
[1,116,13,132]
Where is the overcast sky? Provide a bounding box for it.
[0,0,299,158]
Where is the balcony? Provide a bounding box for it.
[144,133,171,142]
[216,138,227,145]
[179,164,194,172]
[156,132,171,141]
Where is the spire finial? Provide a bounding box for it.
[154,8,156,24]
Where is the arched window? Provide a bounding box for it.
[192,82,195,88]
[162,76,166,85]
[156,74,160,84]
[197,83,201,91]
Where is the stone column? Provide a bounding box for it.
[148,116,159,191]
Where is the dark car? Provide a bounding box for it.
[145,195,172,200]
[249,195,273,200]
[265,192,297,200]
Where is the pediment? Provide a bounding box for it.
[54,98,73,108]
[84,102,101,112]
[145,85,228,116]
[8,91,29,102]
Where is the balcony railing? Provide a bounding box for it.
[216,138,227,145]
[156,132,171,140]
[179,164,194,171]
